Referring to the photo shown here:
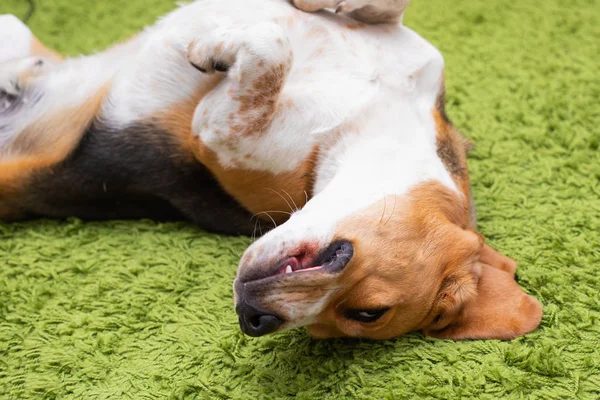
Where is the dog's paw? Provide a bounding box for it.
[334,0,369,13]
[187,24,290,75]
[293,0,372,13]
[188,28,237,74]
[0,56,48,79]
[0,15,33,63]
[294,0,410,23]
[0,56,49,112]
[293,0,338,13]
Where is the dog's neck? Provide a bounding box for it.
[307,93,457,225]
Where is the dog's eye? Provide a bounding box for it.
[344,308,390,323]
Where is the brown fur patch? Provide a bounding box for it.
[0,157,53,194]
[346,23,366,30]
[192,138,320,224]
[230,64,289,138]
[433,85,468,179]
[10,85,108,157]
[436,136,465,177]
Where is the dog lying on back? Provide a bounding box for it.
[0,0,542,340]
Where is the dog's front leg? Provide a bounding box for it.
[188,23,292,152]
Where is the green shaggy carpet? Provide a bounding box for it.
[1,0,599,398]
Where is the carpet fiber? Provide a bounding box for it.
[1,0,599,398]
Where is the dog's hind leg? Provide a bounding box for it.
[0,15,63,63]
[293,0,411,24]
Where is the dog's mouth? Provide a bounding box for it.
[275,240,354,276]
[234,240,353,336]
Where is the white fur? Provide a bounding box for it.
[0,15,32,63]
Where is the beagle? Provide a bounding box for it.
[0,0,542,340]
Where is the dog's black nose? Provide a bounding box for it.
[236,300,283,337]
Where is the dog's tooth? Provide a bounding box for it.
[285,265,293,274]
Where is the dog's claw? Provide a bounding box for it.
[335,1,346,13]
[190,61,208,73]
[213,60,229,72]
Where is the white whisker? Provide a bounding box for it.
[281,188,299,212]
[385,195,397,225]
[380,193,387,223]
[252,211,280,229]
[266,188,295,213]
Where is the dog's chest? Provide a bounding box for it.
[195,17,383,173]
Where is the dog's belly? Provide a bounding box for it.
[101,0,443,222]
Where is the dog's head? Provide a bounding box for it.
[234,180,542,340]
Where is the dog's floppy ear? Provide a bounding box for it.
[423,244,543,340]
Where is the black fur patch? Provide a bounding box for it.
[16,122,255,235]
[435,85,467,178]
[436,137,466,178]
[435,85,476,226]
[435,85,451,125]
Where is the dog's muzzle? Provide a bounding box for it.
[234,240,354,337]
